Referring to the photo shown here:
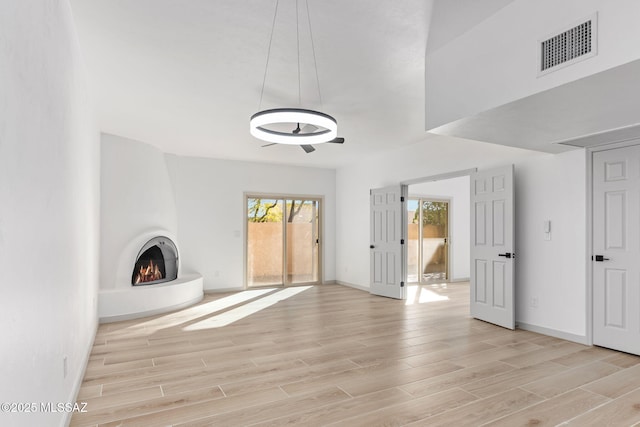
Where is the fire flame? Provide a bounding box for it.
[134,260,163,284]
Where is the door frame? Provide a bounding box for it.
[402,168,477,287]
[243,192,324,289]
[586,138,640,346]
[406,195,452,284]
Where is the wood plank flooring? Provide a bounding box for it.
[71,283,640,426]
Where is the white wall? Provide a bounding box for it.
[409,175,470,281]
[0,2,100,426]
[514,149,587,338]
[166,155,336,291]
[426,0,514,55]
[100,133,335,294]
[335,134,542,288]
[100,134,178,290]
[426,0,640,129]
[336,134,588,339]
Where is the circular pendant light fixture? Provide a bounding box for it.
[250,0,340,147]
[250,108,337,145]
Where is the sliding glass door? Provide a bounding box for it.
[407,198,449,283]
[247,196,320,287]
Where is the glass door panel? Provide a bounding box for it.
[286,199,319,284]
[421,200,448,282]
[247,198,283,287]
[247,196,322,287]
[407,199,421,283]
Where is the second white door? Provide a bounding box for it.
[593,144,640,355]
[370,185,406,299]
[470,165,515,330]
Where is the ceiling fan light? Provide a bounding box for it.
[250,108,337,145]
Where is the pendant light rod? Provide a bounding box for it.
[305,0,323,110]
[296,0,301,107]
[258,0,281,111]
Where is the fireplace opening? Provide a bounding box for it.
[132,236,178,285]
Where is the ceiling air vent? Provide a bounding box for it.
[539,13,597,75]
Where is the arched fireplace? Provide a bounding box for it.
[132,236,178,285]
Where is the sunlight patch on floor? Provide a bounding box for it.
[131,288,276,332]
[405,285,450,305]
[183,286,312,331]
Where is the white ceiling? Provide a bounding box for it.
[70,0,434,168]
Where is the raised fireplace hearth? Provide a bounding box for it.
[132,236,178,285]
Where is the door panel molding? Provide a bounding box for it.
[591,142,640,354]
[470,165,515,330]
[370,185,406,299]
[587,137,640,346]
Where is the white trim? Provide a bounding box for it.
[243,194,248,291]
[336,280,369,292]
[402,185,408,297]
[585,147,594,346]
[554,122,640,149]
[407,194,450,202]
[401,168,477,186]
[586,137,640,153]
[516,322,589,345]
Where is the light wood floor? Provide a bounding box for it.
[72,283,640,426]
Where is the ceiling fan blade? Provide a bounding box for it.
[301,124,318,134]
[327,137,345,144]
[301,144,316,153]
[261,143,278,147]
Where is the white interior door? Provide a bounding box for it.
[470,165,515,329]
[370,185,406,299]
[593,144,640,355]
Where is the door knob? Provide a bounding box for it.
[593,255,610,262]
[370,245,375,249]
[498,253,512,259]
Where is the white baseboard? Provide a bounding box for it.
[516,322,589,345]
[335,280,369,292]
[61,320,98,427]
[204,287,244,294]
